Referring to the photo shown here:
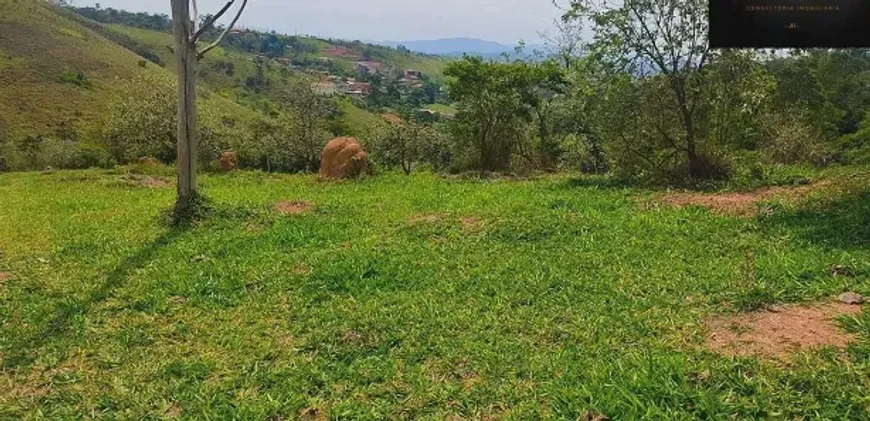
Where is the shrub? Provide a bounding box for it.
[103,71,176,163]
[58,69,92,88]
[103,70,253,167]
[761,115,835,165]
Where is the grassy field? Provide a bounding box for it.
[1,168,869,419]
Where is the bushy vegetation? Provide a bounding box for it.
[4,0,870,188]
[400,0,870,183]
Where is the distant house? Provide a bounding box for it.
[347,82,371,95]
[345,82,371,100]
[357,63,373,76]
[334,80,351,94]
[347,91,367,101]
[404,70,422,79]
[356,61,385,76]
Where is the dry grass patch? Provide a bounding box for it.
[408,213,445,224]
[274,200,315,215]
[298,406,327,421]
[461,216,483,233]
[119,174,172,188]
[660,182,830,216]
[705,301,863,359]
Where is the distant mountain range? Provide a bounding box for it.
[374,37,544,58]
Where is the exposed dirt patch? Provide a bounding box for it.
[323,45,362,60]
[165,403,182,418]
[0,271,11,282]
[274,201,315,215]
[661,182,829,216]
[705,301,862,359]
[119,174,172,188]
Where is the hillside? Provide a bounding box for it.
[0,0,392,163]
[0,0,170,140]
[70,5,451,80]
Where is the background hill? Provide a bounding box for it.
[376,37,545,58]
[377,37,518,56]
[0,1,463,170]
[0,0,170,140]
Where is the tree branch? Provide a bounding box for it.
[197,0,247,58]
[192,0,236,43]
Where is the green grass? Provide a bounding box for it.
[1,167,869,419]
[338,99,389,138]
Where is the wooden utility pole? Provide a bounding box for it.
[169,0,247,214]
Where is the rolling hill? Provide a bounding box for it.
[0,0,275,144]
[0,0,170,140]
[376,37,546,58]
[0,0,398,164]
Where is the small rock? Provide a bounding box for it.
[191,255,209,263]
[37,258,49,264]
[839,292,865,305]
[767,305,785,313]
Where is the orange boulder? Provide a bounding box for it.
[138,156,159,166]
[319,137,372,179]
[218,151,238,172]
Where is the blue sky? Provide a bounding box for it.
[82,0,565,44]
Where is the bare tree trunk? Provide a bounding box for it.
[171,0,198,208]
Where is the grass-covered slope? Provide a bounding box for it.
[0,0,260,147]
[1,169,868,419]
[0,0,170,139]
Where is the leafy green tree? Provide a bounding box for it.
[705,50,774,151]
[103,71,248,166]
[565,0,714,178]
[371,119,453,175]
[103,71,176,163]
[445,57,563,172]
[281,80,337,172]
